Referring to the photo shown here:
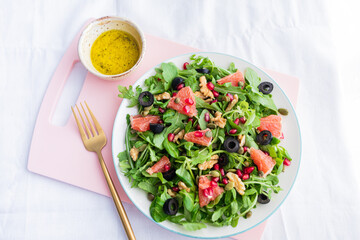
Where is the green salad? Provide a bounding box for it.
[117,55,292,231]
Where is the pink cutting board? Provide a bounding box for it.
[28,20,299,240]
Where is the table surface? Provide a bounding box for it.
[1,1,359,240]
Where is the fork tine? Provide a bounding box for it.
[71,106,87,141]
[76,104,92,138]
[84,101,104,133]
[80,102,97,136]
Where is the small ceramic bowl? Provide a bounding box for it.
[78,16,146,81]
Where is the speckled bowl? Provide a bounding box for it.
[78,16,146,81]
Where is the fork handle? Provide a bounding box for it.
[97,151,136,240]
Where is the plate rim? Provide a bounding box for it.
[111,51,302,239]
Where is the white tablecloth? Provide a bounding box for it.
[1,0,359,239]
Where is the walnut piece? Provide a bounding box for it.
[226,172,245,195]
[198,155,218,170]
[174,129,185,143]
[167,189,177,197]
[210,111,227,128]
[225,94,239,112]
[237,134,246,147]
[199,76,214,99]
[130,147,139,161]
[155,92,171,101]
[178,181,191,192]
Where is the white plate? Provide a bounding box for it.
[112,52,301,239]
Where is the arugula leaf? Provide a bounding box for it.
[161,62,178,90]
[195,96,222,112]
[179,190,195,212]
[181,222,207,231]
[198,109,210,130]
[163,139,179,158]
[176,163,194,187]
[150,187,170,222]
[153,132,165,150]
[212,206,229,221]
[118,85,142,107]
[138,181,157,195]
[247,90,278,112]
[245,68,261,88]
[118,150,131,172]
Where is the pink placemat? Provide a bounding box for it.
[28,20,299,240]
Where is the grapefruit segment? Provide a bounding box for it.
[184,129,212,146]
[198,175,224,207]
[167,86,197,117]
[250,148,276,177]
[217,70,245,88]
[130,115,161,132]
[257,115,282,138]
[146,156,170,175]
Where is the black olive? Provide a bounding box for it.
[171,77,185,89]
[149,123,164,134]
[218,153,229,167]
[223,137,240,153]
[138,91,154,107]
[162,168,176,181]
[258,82,274,94]
[257,193,270,204]
[163,198,179,215]
[256,130,272,145]
[196,68,210,74]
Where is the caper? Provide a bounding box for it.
[245,211,252,219]
[278,108,289,116]
[207,123,216,129]
[244,161,250,167]
[210,170,220,178]
[147,193,155,201]
[174,97,180,104]
[227,169,236,173]
[205,130,212,138]
[225,182,234,191]
[237,146,244,155]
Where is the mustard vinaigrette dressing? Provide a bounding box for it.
[90,30,140,75]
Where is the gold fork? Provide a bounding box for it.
[71,101,136,240]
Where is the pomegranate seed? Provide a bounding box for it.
[213,164,220,171]
[212,177,220,182]
[194,131,204,137]
[244,167,255,174]
[183,62,189,70]
[210,180,218,188]
[164,164,170,171]
[207,82,215,90]
[212,90,219,97]
[226,93,234,101]
[157,78,162,81]
[185,98,194,105]
[188,118,194,124]
[168,133,175,142]
[243,146,248,153]
[234,118,240,125]
[210,99,218,104]
[203,188,209,197]
[222,178,228,185]
[204,112,210,122]
[284,158,291,166]
[196,124,201,130]
[220,168,225,177]
[172,92,177,97]
[239,117,246,124]
[183,105,190,114]
[207,187,214,196]
[229,129,237,134]
[172,186,180,192]
[236,169,243,178]
[158,107,165,113]
[280,132,284,139]
[177,83,185,90]
[158,120,164,124]
[242,173,250,180]
[264,151,269,156]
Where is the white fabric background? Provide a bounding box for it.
[1,0,359,239]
